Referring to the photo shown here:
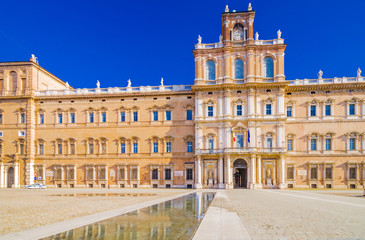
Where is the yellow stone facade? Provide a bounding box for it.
[0,6,364,189]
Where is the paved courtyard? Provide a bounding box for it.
[0,188,364,239]
[225,189,365,240]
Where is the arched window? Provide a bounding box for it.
[234,59,244,79]
[263,57,274,78]
[206,60,216,80]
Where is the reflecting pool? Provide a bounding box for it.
[41,192,215,240]
[49,193,156,197]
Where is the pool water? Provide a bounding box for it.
[41,192,215,240]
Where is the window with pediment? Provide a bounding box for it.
[263,57,274,79]
[100,137,108,154]
[308,99,320,117]
[184,135,195,153]
[265,132,274,149]
[205,60,216,80]
[286,134,295,151]
[346,132,359,151]
[308,133,320,151]
[323,99,335,117]
[324,133,335,151]
[346,98,359,117]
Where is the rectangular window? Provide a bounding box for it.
[70,113,75,123]
[120,112,125,122]
[153,111,158,121]
[58,113,63,123]
[89,113,94,123]
[20,113,25,123]
[133,111,138,122]
[120,143,126,153]
[166,142,171,153]
[186,110,192,120]
[325,139,332,150]
[325,166,333,179]
[310,139,317,151]
[166,111,171,121]
[349,138,356,150]
[187,142,193,152]
[0,131,3,137]
[165,168,171,180]
[20,143,25,155]
[101,112,107,123]
[39,114,44,124]
[236,105,242,116]
[186,168,193,180]
[287,166,294,179]
[287,139,293,151]
[89,143,94,154]
[287,106,292,117]
[58,143,62,154]
[131,168,138,180]
[208,139,214,150]
[39,144,44,155]
[349,104,355,115]
[0,113,2,124]
[267,138,273,149]
[349,167,356,179]
[310,105,316,116]
[133,143,138,153]
[152,169,158,180]
[310,166,318,179]
[70,143,75,154]
[266,104,272,115]
[119,168,125,180]
[101,143,106,154]
[208,106,214,117]
[237,134,244,148]
[325,105,331,116]
[153,142,158,153]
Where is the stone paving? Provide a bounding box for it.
[226,189,365,240]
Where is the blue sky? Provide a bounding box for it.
[0,0,364,88]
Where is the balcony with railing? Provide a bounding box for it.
[288,76,364,86]
[34,85,192,97]
[195,147,285,155]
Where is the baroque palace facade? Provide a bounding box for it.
[1,5,365,189]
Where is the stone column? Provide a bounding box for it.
[249,155,256,189]
[195,156,202,189]
[256,155,262,189]
[218,126,224,149]
[224,53,231,83]
[218,156,224,188]
[277,89,285,116]
[277,123,284,149]
[225,155,232,189]
[275,52,285,82]
[248,122,255,148]
[195,94,203,118]
[14,162,20,188]
[246,50,255,82]
[224,126,231,149]
[279,155,286,189]
[195,126,203,150]
[218,92,223,118]
[0,163,4,188]
[247,89,255,117]
[224,90,231,117]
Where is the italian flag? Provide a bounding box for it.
[232,131,236,142]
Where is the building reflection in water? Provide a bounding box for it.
[41,192,214,240]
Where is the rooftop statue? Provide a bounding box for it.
[277,29,282,39]
[127,79,131,87]
[65,82,69,89]
[198,35,202,44]
[161,77,164,86]
[318,70,323,79]
[219,34,222,43]
[357,68,362,78]
[96,80,100,88]
[255,32,259,40]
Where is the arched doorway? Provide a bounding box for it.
[7,167,14,188]
[233,159,247,188]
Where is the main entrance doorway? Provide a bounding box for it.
[7,167,14,188]
[233,159,247,188]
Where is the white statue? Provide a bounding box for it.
[31,54,36,60]
[225,5,229,12]
[318,69,323,79]
[255,32,259,40]
[357,68,362,78]
[127,79,131,87]
[198,35,202,44]
[219,34,222,43]
[96,80,100,88]
[65,81,69,89]
[277,29,282,39]
[248,3,252,11]
[160,77,164,86]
